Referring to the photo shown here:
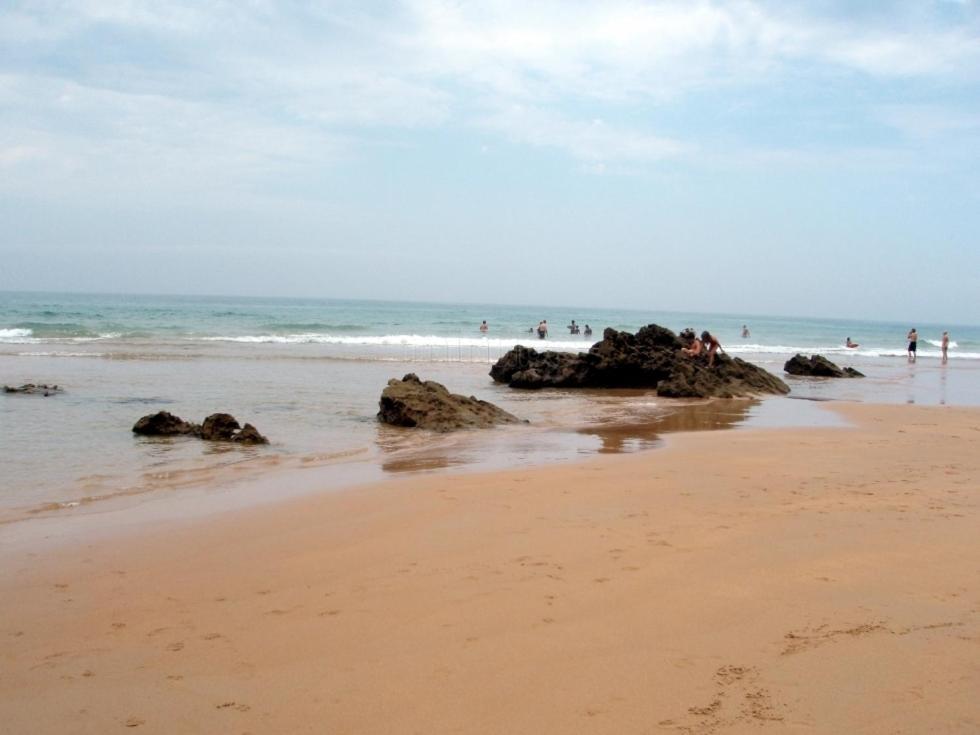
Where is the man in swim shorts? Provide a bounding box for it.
[907,328,917,363]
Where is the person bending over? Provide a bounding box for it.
[701,331,724,366]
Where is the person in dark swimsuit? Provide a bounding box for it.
[907,328,918,363]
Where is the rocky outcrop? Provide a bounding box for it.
[132,411,198,436]
[784,354,864,378]
[490,325,789,398]
[132,411,269,444]
[200,413,240,441]
[4,383,62,396]
[378,373,524,432]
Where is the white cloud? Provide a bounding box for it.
[480,104,689,163]
[0,0,978,181]
[878,104,980,139]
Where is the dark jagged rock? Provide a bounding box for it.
[490,325,789,398]
[133,411,268,443]
[200,413,241,441]
[4,383,63,396]
[233,423,269,445]
[132,411,200,436]
[784,354,864,378]
[379,373,524,432]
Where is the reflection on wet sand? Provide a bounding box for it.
[378,398,763,473]
[578,399,759,453]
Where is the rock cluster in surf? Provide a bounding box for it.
[132,411,269,444]
[4,383,63,396]
[378,373,524,432]
[784,354,864,378]
[490,324,790,398]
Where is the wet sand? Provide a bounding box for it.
[1,402,978,733]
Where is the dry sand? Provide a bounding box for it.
[1,402,978,734]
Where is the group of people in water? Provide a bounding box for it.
[480,320,954,365]
[481,319,593,339]
[845,328,951,364]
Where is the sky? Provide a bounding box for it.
[1,0,979,323]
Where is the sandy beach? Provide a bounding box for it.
[1,401,978,734]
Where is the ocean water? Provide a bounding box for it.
[2,291,978,527]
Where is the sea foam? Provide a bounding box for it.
[0,328,35,343]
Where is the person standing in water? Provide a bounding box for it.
[941,331,950,364]
[907,328,918,363]
[741,325,750,338]
[479,320,488,333]
[537,320,548,339]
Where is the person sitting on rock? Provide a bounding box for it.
[681,336,703,358]
[701,331,724,366]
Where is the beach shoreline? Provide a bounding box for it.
[1,401,977,733]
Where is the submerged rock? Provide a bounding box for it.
[490,325,789,398]
[784,354,864,378]
[378,373,524,432]
[233,423,269,445]
[132,411,268,443]
[3,383,63,396]
[132,411,199,436]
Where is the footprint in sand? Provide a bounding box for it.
[318,609,342,617]
[670,665,783,731]
[166,641,184,652]
[201,633,222,641]
[124,716,145,727]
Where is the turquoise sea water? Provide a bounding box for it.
[2,291,978,527]
[2,291,978,360]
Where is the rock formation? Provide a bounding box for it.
[784,354,864,378]
[378,373,524,431]
[132,411,198,436]
[490,325,789,398]
[132,411,269,444]
[3,383,62,396]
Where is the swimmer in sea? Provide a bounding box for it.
[845,337,859,348]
